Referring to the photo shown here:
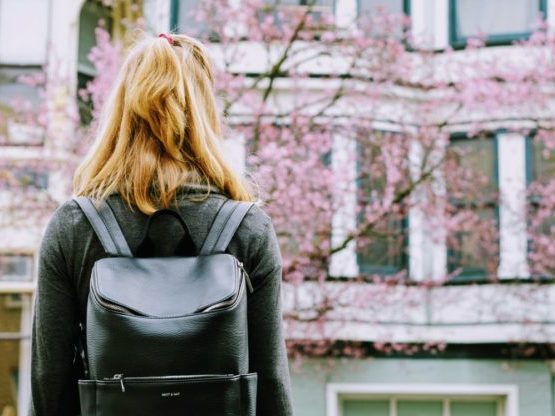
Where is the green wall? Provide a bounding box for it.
[289,358,553,416]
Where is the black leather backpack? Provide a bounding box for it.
[73,196,257,416]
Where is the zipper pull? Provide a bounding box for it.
[113,373,125,392]
[237,261,254,294]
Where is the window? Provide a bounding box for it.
[342,397,502,416]
[171,0,203,34]
[526,134,555,185]
[0,66,45,146]
[4,294,24,309]
[449,0,547,48]
[0,168,48,190]
[0,255,33,283]
[445,134,499,279]
[0,255,33,413]
[264,0,333,5]
[261,0,334,9]
[355,209,408,276]
[355,132,409,276]
[356,0,411,46]
[525,133,555,276]
[0,293,26,416]
[358,0,410,18]
[77,0,113,125]
[171,0,335,42]
[259,0,335,33]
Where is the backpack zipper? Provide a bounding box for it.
[93,294,145,316]
[107,373,126,392]
[103,373,235,392]
[237,261,254,293]
[202,265,246,312]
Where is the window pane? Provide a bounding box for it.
[356,216,406,275]
[356,133,408,275]
[78,1,113,76]
[0,66,45,145]
[0,255,33,282]
[359,0,404,16]
[447,138,496,199]
[175,0,203,33]
[10,170,48,190]
[451,401,498,416]
[446,136,498,278]
[531,139,555,183]
[0,294,24,415]
[455,0,541,39]
[343,399,389,416]
[0,166,49,190]
[263,0,334,7]
[448,207,497,277]
[397,400,443,416]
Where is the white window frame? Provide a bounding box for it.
[326,383,519,416]
[497,132,529,279]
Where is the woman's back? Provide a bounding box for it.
[29,183,294,415]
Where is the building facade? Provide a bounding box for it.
[1,1,555,415]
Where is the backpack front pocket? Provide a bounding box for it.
[78,372,257,416]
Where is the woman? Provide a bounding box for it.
[28,31,294,415]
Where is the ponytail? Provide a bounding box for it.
[74,31,256,214]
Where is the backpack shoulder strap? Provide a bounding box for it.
[73,196,133,257]
[199,199,255,255]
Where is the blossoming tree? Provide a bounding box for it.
[2,0,555,358]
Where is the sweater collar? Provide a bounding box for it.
[176,183,225,195]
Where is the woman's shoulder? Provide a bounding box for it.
[233,201,282,273]
[43,198,83,232]
[47,197,102,232]
[238,200,273,233]
[188,194,275,248]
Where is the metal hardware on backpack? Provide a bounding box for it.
[73,196,257,416]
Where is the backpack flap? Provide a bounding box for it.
[91,253,240,317]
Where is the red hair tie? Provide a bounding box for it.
[158,33,174,45]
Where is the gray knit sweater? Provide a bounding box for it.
[28,184,294,416]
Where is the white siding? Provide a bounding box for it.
[0,0,50,65]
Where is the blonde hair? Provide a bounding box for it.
[73,31,256,214]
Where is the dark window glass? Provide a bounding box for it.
[341,398,498,416]
[0,168,48,191]
[172,0,204,34]
[263,0,333,7]
[258,0,335,33]
[446,135,499,279]
[450,0,546,48]
[397,401,443,416]
[356,214,407,275]
[0,255,33,282]
[451,401,498,416]
[529,136,555,184]
[77,0,113,125]
[0,66,45,146]
[355,132,408,276]
[526,135,555,277]
[343,399,389,416]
